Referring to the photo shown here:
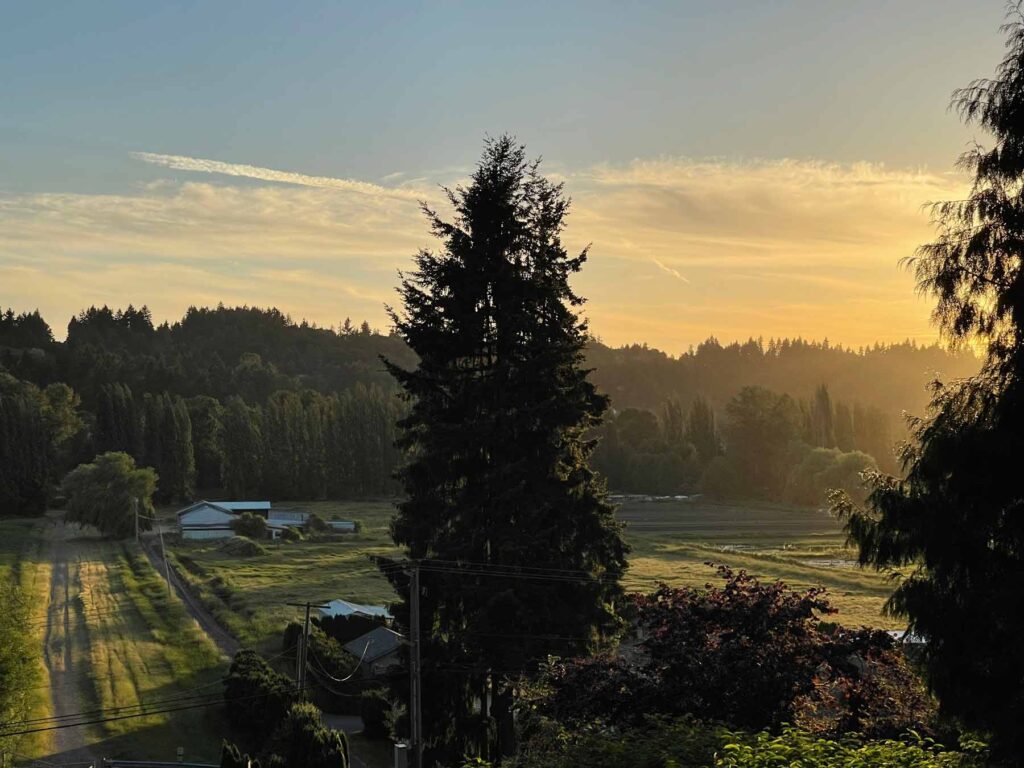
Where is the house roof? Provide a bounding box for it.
[175,500,270,518]
[219,501,271,512]
[343,626,405,664]
[176,500,230,518]
[318,599,392,620]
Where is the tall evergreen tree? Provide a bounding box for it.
[809,384,836,448]
[685,396,721,464]
[0,375,50,515]
[222,396,263,498]
[187,395,226,490]
[143,393,195,503]
[381,136,628,764]
[833,11,1024,759]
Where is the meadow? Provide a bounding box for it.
[1,516,230,764]
[165,496,902,657]
[0,518,55,760]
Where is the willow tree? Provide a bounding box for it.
[832,9,1024,759]
[382,136,627,764]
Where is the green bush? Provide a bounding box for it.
[512,715,722,768]
[716,727,985,768]
[231,511,268,539]
[509,718,984,768]
[219,535,267,557]
[280,526,303,542]
[360,687,394,740]
[303,512,330,535]
[223,649,297,739]
[267,701,349,768]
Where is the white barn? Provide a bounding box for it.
[177,500,271,540]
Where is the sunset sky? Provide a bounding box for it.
[0,1,1008,351]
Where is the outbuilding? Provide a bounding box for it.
[176,500,271,540]
[343,626,405,677]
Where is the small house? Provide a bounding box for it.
[343,626,405,677]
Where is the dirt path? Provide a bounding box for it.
[41,515,97,765]
[139,533,239,657]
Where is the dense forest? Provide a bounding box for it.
[0,304,978,511]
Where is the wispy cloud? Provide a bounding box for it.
[131,152,423,201]
[651,257,690,284]
[1,153,968,348]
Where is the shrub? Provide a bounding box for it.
[303,512,330,535]
[716,727,984,768]
[280,526,303,542]
[509,717,984,768]
[220,741,260,768]
[512,715,723,768]
[219,536,267,557]
[783,447,875,506]
[360,688,394,740]
[266,701,349,768]
[544,568,936,737]
[231,511,268,539]
[224,649,297,739]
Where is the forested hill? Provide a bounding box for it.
[1,305,417,408]
[587,338,980,419]
[0,304,981,509]
[2,305,977,415]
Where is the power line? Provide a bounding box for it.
[7,680,228,728]
[0,688,298,739]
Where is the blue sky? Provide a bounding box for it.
[0,1,1010,348]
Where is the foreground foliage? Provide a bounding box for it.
[832,8,1024,760]
[543,568,933,738]
[468,717,984,768]
[223,650,348,767]
[716,728,984,768]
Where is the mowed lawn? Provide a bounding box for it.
[167,496,903,655]
[3,516,230,764]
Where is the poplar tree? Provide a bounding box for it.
[833,10,1024,758]
[222,396,263,498]
[381,136,628,764]
[686,396,721,464]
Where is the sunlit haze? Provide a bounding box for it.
[0,1,1004,349]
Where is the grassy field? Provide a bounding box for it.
[0,517,55,760]
[1,516,231,764]
[165,496,902,660]
[615,498,899,628]
[164,500,401,652]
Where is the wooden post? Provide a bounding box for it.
[409,562,423,768]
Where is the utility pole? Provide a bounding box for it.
[158,522,172,597]
[286,601,328,699]
[300,601,311,698]
[409,561,423,768]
